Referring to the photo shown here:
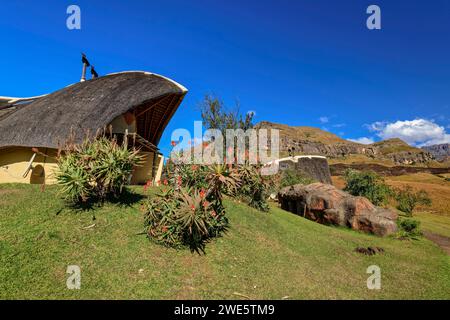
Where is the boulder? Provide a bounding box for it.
[278,183,398,236]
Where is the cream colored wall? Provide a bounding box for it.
[109,114,136,134]
[131,151,164,185]
[0,147,58,184]
[0,147,163,186]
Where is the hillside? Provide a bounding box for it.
[256,121,436,166]
[422,143,450,161]
[0,184,449,299]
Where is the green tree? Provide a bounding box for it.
[199,95,254,134]
[343,169,391,206]
[394,186,431,216]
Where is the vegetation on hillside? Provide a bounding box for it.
[372,138,423,155]
[342,170,432,222]
[55,135,142,205]
[1,183,449,299]
[393,186,432,216]
[343,169,392,206]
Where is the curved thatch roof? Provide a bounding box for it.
[0,71,187,149]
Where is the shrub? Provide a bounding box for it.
[394,186,431,216]
[278,169,314,189]
[165,161,270,212]
[236,164,270,212]
[143,187,228,251]
[343,169,391,206]
[56,136,142,204]
[143,163,236,251]
[397,218,422,238]
[144,160,272,250]
[264,169,314,199]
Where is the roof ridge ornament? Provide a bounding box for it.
[80,53,90,82]
[80,53,98,82]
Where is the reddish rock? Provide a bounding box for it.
[278,183,398,236]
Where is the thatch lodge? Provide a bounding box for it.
[0,71,187,184]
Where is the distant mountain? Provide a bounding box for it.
[421,143,450,161]
[255,121,435,165]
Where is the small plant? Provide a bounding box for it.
[397,218,422,238]
[394,186,431,216]
[56,135,143,204]
[343,169,391,206]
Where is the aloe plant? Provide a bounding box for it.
[56,136,143,204]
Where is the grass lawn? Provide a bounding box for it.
[0,183,449,299]
[414,212,450,239]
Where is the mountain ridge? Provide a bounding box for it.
[255,121,435,165]
[421,143,450,161]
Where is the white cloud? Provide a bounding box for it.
[319,116,329,124]
[366,121,387,132]
[332,123,346,128]
[348,137,375,144]
[368,119,450,146]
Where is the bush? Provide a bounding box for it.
[394,186,431,216]
[343,169,391,206]
[143,163,239,251]
[397,218,422,238]
[165,161,270,212]
[143,187,228,251]
[144,160,272,250]
[56,136,142,204]
[264,169,314,199]
[278,169,314,189]
[236,164,270,212]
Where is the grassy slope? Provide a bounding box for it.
[0,184,449,299]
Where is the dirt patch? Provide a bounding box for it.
[423,231,450,255]
[354,247,385,256]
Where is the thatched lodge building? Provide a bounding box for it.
[0,71,187,184]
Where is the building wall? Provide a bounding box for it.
[0,147,58,184]
[109,112,136,134]
[130,152,164,185]
[0,147,163,185]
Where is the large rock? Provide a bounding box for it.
[278,183,398,236]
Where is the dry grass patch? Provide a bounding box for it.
[386,174,450,217]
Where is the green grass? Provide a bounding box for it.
[0,183,449,299]
[414,212,450,238]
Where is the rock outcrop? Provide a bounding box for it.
[329,163,450,176]
[385,151,434,165]
[256,121,435,165]
[278,183,398,236]
[422,143,450,161]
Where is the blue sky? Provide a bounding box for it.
[1,0,449,155]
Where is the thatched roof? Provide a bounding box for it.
[0,71,187,149]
